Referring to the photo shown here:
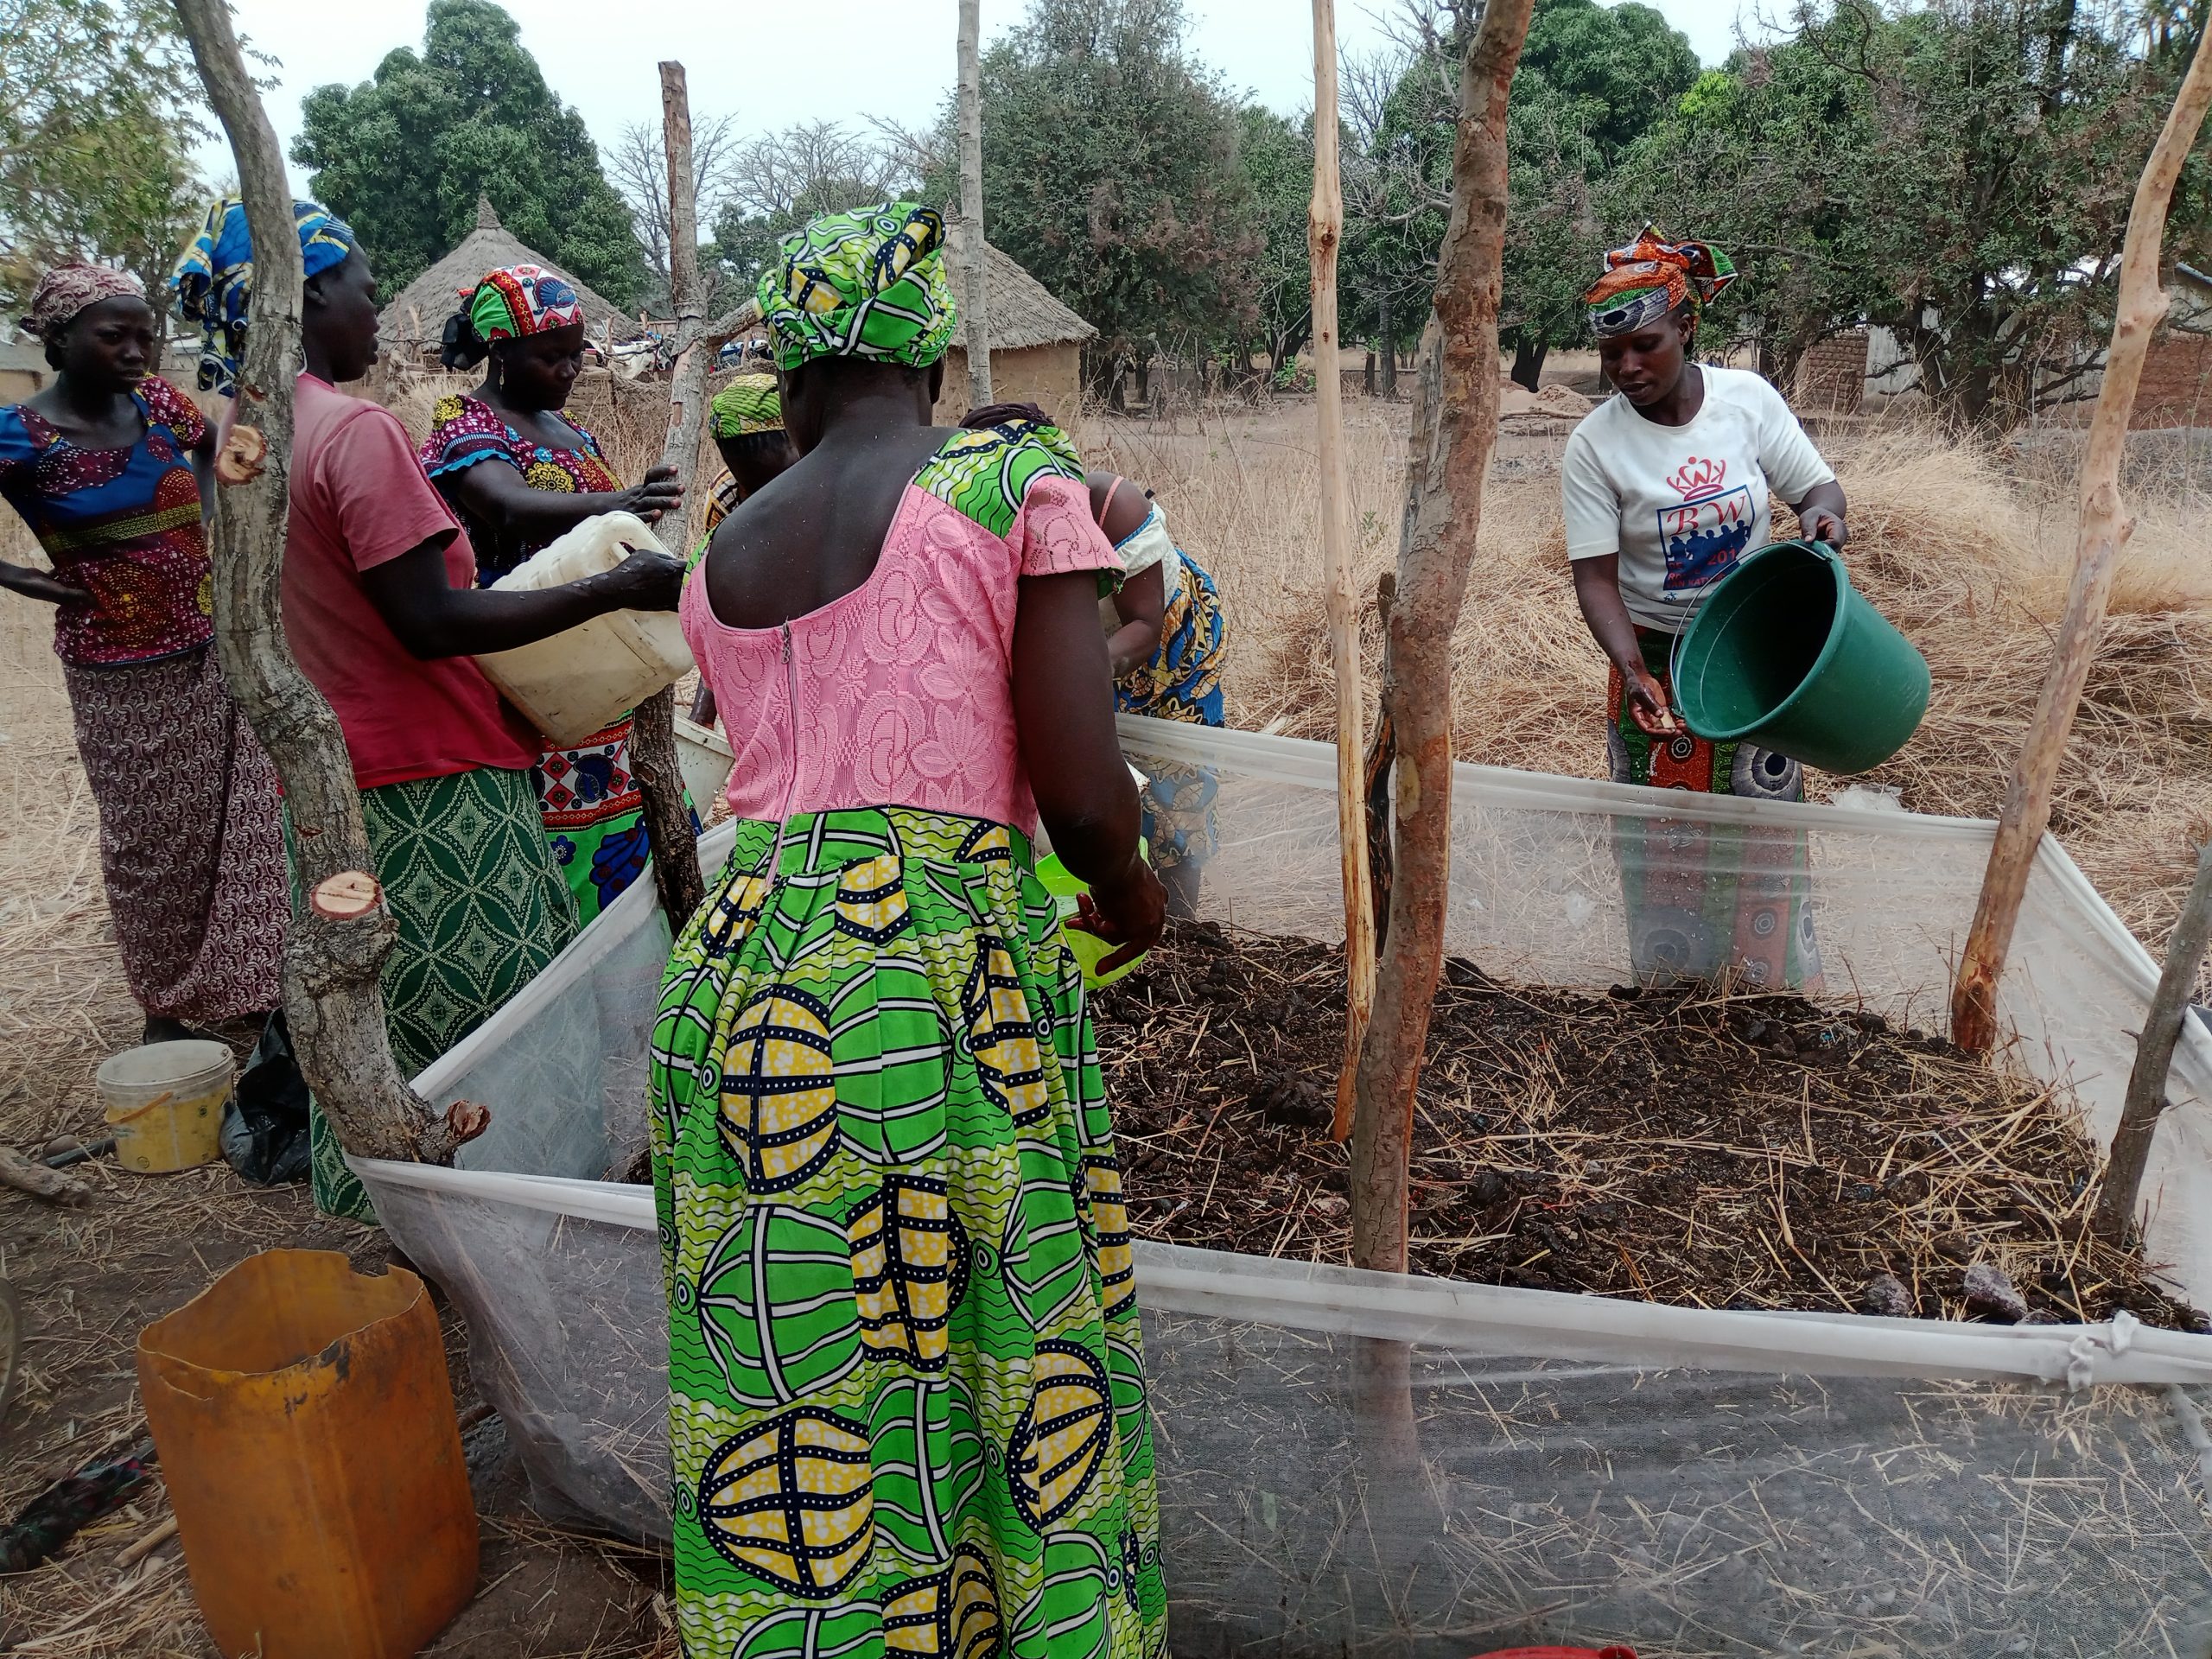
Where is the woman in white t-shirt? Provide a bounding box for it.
[1560,227,1848,985]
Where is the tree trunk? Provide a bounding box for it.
[956,0,994,410]
[1363,348,1376,397]
[1310,0,1378,1143]
[1348,0,1535,1272]
[1377,295,1398,399]
[1510,329,1548,391]
[637,61,714,931]
[2092,840,2212,1243]
[175,0,477,1168]
[1952,31,2212,1052]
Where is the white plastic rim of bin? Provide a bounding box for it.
[672,715,732,818]
[473,512,695,747]
[351,1157,2212,1391]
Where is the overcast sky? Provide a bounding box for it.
[213,0,1764,191]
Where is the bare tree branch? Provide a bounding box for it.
[608,111,738,306]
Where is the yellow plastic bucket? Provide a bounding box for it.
[97,1039,232,1173]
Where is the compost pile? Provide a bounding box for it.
[1095,919,2208,1331]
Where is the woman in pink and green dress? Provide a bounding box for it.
[652,203,1167,1659]
[419,264,687,922]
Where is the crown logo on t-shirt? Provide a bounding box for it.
[1667,456,1728,501]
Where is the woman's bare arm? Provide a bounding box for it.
[359,534,683,659]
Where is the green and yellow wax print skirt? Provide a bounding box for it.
[304,764,580,1222]
[649,806,1166,1659]
[1607,626,1822,992]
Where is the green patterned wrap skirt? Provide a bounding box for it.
[649,806,1166,1659]
[307,763,580,1220]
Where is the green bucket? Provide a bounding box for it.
[1671,539,1929,775]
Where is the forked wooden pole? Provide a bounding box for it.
[632,59,749,931]
[175,0,480,1167]
[1348,0,1534,1271]
[1951,32,2212,1052]
[1312,0,1377,1141]
[2092,841,2212,1244]
[957,0,995,409]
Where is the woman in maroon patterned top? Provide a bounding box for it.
[417,264,686,923]
[0,265,284,1040]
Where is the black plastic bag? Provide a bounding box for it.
[220,1009,311,1185]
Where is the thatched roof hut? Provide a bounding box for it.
[936,240,1095,423]
[378,197,645,346]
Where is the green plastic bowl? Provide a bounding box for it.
[1672,539,1929,775]
[1035,844,1152,989]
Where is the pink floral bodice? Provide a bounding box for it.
[683,431,1119,836]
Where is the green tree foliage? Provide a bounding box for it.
[929,0,1263,393]
[1237,105,1316,379]
[0,0,207,316]
[1345,0,1697,387]
[291,0,643,308]
[1610,0,2212,427]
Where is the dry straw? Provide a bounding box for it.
[1091,403,2212,979]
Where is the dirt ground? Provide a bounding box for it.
[1097,920,2207,1331]
[0,589,673,1654]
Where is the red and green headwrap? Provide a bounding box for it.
[461,264,584,344]
[1585,225,1738,339]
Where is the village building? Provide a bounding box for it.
[935,240,1095,425]
[377,196,646,360]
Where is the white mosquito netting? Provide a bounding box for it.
[357,715,2212,1656]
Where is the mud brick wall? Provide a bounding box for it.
[1795,328,1870,414]
[2133,330,2212,429]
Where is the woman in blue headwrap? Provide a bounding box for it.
[171,198,686,1220]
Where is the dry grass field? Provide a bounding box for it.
[1090,400,2212,963]
[3,380,2210,1652]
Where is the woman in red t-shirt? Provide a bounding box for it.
[170,199,684,1219]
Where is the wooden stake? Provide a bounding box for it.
[1348,0,1534,1272]
[1951,32,2212,1052]
[2093,840,2212,1243]
[957,0,995,410]
[632,60,726,932]
[175,0,462,1170]
[1312,0,1377,1142]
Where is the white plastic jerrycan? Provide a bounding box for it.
[472,512,696,747]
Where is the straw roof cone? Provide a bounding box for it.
[379,196,645,344]
[939,240,1095,352]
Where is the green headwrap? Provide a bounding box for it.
[756,201,958,372]
[710,374,784,438]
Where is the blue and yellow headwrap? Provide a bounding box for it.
[169,196,357,395]
[756,201,958,373]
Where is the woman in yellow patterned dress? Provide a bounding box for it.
[650,203,1167,1659]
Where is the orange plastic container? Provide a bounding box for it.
[137,1250,479,1657]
